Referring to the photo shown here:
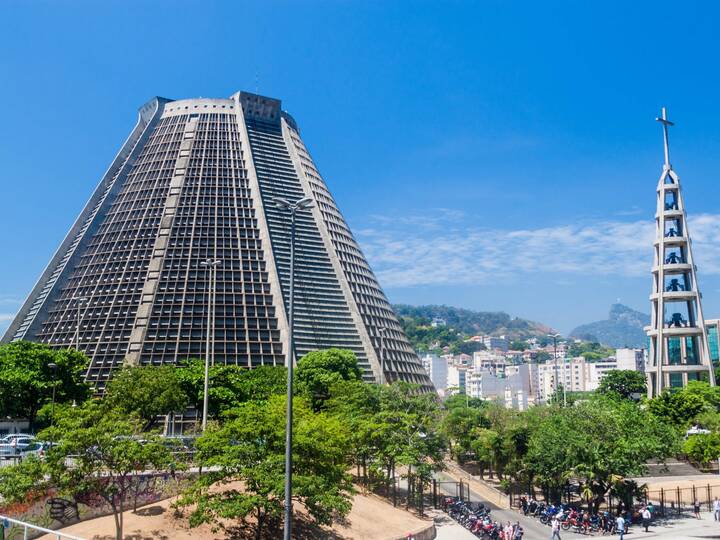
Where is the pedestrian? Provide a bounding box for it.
[714,497,720,521]
[641,506,651,532]
[616,513,626,540]
[513,521,524,539]
[551,515,562,540]
[694,499,701,519]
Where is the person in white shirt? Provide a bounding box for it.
[551,516,561,540]
[616,514,626,540]
[714,497,720,521]
[642,506,652,532]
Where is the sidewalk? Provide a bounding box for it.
[430,509,478,540]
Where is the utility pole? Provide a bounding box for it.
[274,196,315,540]
[548,333,561,404]
[200,258,221,431]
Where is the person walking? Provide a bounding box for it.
[642,506,651,532]
[616,513,626,540]
[714,497,720,521]
[694,499,701,519]
[551,515,562,540]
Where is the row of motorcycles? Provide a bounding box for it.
[522,499,629,535]
[444,497,523,539]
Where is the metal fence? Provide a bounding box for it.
[0,514,85,540]
[644,484,720,516]
[356,474,472,517]
[507,482,720,517]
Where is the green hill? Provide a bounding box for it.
[392,304,554,353]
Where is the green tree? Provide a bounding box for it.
[177,395,353,540]
[526,396,678,510]
[441,406,488,462]
[0,341,90,429]
[40,401,176,540]
[104,366,189,430]
[0,455,47,504]
[684,433,720,467]
[646,389,707,427]
[597,370,647,399]
[176,361,286,418]
[375,383,445,498]
[443,393,485,410]
[296,349,362,411]
[453,341,486,355]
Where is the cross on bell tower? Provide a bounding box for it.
[646,107,715,396]
[656,106,674,169]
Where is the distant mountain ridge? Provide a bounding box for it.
[392,304,554,340]
[569,304,649,348]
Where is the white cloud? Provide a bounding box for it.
[0,313,15,322]
[354,212,720,288]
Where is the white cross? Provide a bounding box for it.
[656,107,674,168]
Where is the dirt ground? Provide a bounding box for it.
[36,490,431,540]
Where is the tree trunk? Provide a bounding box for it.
[118,495,124,540]
[111,502,121,540]
[256,508,264,540]
[28,408,37,434]
[406,465,412,511]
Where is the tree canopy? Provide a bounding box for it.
[177,395,353,539]
[0,341,90,429]
[41,401,177,540]
[296,348,362,410]
[597,370,647,399]
[526,396,677,510]
[176,360,287,417]
[104,365,188,430]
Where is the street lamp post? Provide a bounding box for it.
[72,296,88,350]
[47,362,58,438]
[274,195,314,540]
[378,327,387,385]
[548,333,562,405]
[563,356,567,407]
[200,258,222,432]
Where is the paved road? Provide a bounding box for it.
[433,470,585,539]
[432,472,720,539]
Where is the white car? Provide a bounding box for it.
[0,437,35,459]
[0,434,34,444]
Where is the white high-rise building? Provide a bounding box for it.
[615,348,646,372]
[421,353,448,394]
[447,365,468,394]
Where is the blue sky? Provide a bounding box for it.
[2,1,720,334]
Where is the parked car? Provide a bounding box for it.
[0,436,35,459]
[18,441,52,460]
[0,434,35,444]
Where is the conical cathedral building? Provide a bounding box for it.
[3,92,433,391]
[647,107,715,395]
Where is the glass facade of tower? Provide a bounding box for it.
[3,92,433,392]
